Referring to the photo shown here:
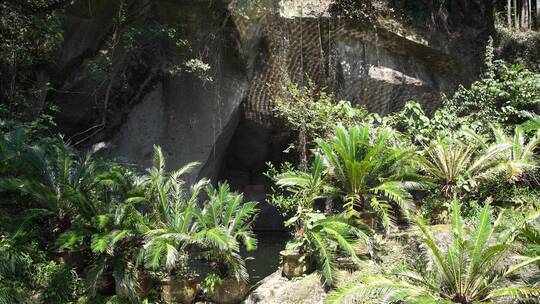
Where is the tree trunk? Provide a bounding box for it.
[299,126,307,170]
[324,197,334,215]
[537,0,540,28]
[514,0,519,28]
[529,0,533,29]
[508,0,512,28]
[521,0,530,29]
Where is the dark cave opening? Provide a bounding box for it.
[218,118,292,233]
[218,117,295,282]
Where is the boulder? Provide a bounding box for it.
[245,271,326,304]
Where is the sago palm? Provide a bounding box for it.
[490,126,540,182]
[273,154,338,219]
[463,125,540,182]
[289,212,370,286]
[143,175,206,273]
[138,145,200,225]
[191,183,259,282]
[514,208,540,285]
[418,136,509,198]
[326,200,540,304]
[0,135,106,236]
[125,145,203,273]
[521,112,540,132]
[57,162,149,301]
[317,125,424,230]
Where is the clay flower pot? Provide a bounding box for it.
[51,248,87,271]
[97,271,116,295]
[115,272,152,299]
[160,275,199,304]
[431,204,450,224]
[280,249,313,279]
[358,211,379,230]
[209,277,250,304]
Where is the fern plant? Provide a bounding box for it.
[317,125,424,230]
[326,200,540,304]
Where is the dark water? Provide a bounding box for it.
[242,231,289,284]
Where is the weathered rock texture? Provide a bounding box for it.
[51,0,493,229]
[245,271,326,304]
[110,0,248,182]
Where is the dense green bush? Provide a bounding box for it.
[444,41,540,133]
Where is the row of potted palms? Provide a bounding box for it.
[270,122,540,301]
[0,130,260,303]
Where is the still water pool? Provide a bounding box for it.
[242,232,289,284]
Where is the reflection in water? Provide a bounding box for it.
[242,231,289,284]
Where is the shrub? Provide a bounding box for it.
[317,125,425,230]
[326,200,540,304]
[444,42,540,132]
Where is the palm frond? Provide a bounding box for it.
[485,285,540,301]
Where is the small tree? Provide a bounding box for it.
[273,80,368,168]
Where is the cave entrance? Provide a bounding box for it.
[218,118,292,233]
[218,117,294,282]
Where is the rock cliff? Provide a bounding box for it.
[51,0,493,229]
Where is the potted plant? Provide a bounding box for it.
[53,160,150,300]
[158,268,199,304]
[285,212,369,285]
[192,183,259,304]
[269,155,371,285]
[205,273,250,304]
[280,248,313,278]
[140,151,207,303]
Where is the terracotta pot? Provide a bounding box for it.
[431,204,450,224]
[337,257,358,270]
[359,212,379,230]
[280,249,313,279]
[51,248,87,271]
[115,272,152,299]
[209,277,249,304]
[353,244,369,256]
[160,276,199,304]
[97,271,115,295]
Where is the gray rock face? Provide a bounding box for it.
[52,1,491,216]
[335,29,457,114]
[245,271,325,304]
